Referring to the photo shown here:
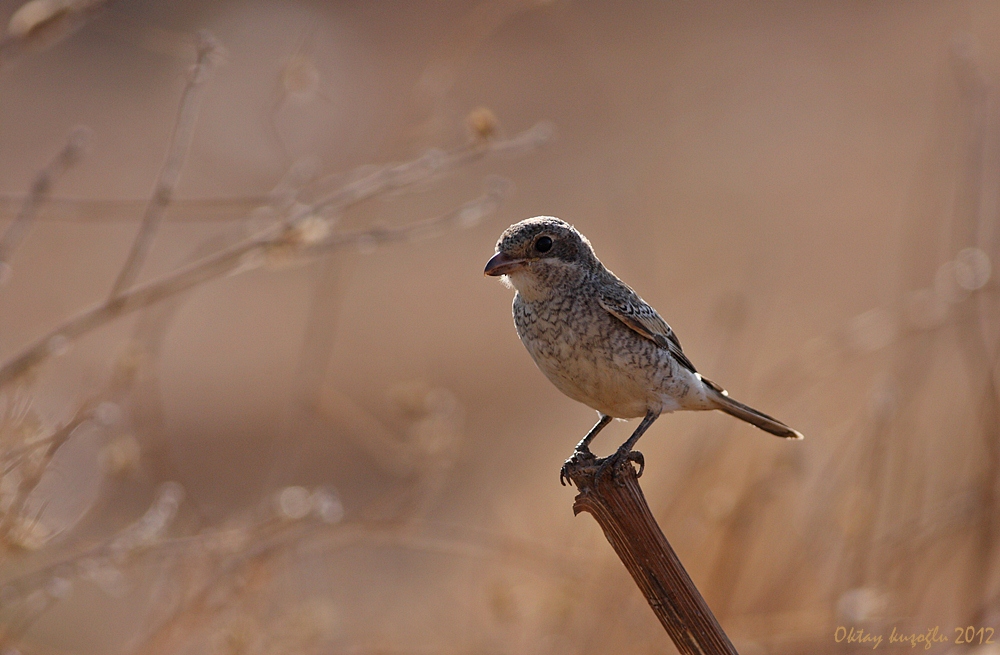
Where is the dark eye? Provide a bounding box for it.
[535,236,553,253]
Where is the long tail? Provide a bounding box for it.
[701,376,804,440]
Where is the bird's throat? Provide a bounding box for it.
[506,270,553,302]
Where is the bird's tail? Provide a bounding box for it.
[702,377,804,440]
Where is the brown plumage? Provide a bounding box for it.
[485,216,802,479]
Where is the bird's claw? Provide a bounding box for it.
[627,450,644,477]
[560,448,596,486]
[595,448,644,483]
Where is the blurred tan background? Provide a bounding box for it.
[0,1,998,653]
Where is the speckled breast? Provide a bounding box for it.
[512,291,678,418]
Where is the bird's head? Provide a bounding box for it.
[484,216,599,295]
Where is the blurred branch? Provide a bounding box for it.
[0,185,497,388]
[304,119,550,215]
[0,127,551,228]
[108,30,221,298]
[0,195,266,224]
[0,403,84,542]
[562,453,738,655]
[0,126,89,278]
[0,482,183,645]
[0,120,550,391]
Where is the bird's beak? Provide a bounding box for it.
[484,251,526,276]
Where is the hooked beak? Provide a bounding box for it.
[484,251,526,277]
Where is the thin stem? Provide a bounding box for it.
[0,126,90,273]
[108,31,220,298]
[304,119,552,217]
[0,182,508,390]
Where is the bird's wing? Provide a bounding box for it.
[597,283,698,374]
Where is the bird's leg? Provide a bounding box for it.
[575,414,612,453]
[596,410,659,481]
[560,414,612,485]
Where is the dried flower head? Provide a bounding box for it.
[265,215,331,268]
[100,434,141,476]
[466,106,500,143]
[112,342,150,385]
[289,214,331,245]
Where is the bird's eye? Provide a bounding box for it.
[535,236,553,253]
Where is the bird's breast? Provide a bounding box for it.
[512,292,671,418]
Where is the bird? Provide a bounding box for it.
[484,216,803,483]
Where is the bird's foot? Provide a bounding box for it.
[560,448,597,486]
[595,447,644,483]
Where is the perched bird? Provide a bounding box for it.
[484,216,802,482]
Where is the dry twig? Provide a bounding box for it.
[0,126,89,277]
[108,30,221,298]
[562,453,738,655]
[0,182,507,389]
[0,121,549,391]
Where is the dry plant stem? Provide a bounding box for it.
[132,520,316,655]
[0,121,549,225]
[306,120,550,214]
[563,452,738,655]
[0,195,266,224]
[0,184,505,390]
[0,120,548,390]
[108,31,220,298]
[0,127,89,267]
[0,404,85,542]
